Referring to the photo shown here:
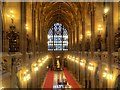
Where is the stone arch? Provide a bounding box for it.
[48,23,68,51]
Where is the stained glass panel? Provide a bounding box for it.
[48,23,68,51]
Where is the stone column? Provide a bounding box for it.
[21,2,26,65]
[71,25,74,51]
[38,9,40,55]
[31,3,36,88]
[68,27,72,51]
[107,2,114,88]
[90,3,95,60]
[39,4,42,52]
[32,4,36,59]
[1,2,4,52]
[0,2,2,88]
[81,7,85,59]
[77,20,80,53]
[73,30,75,51]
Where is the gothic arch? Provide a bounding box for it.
[48,23,68,51]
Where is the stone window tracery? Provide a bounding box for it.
[48,23,68,51]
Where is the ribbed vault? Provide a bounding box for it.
[41,2,81,31]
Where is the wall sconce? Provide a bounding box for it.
[71,58,74,61]
[7,10,14,23]
[104,8,109,14]
[38,59,41,63]
[103,8,109,21]
[25,24,29,35]
[103,71,107,78]
[67,55,70,59]
[95,25,103,51]
[69,56,72,60]
[88,63,94,71]
[102,68,113,80]
[33,63,39,72]
[23,70,31,81]
[80,60,86,66]
[80,35,83,41]
[34,66,39,72]
[109,74,113,80]
[6,10,19,52]
[75,58,79,63]
[87,31,91,39]
[25,24,29,30]
[73,57,75,59]
[57,56,60,58]
[39,63,43,67]
[85,32,91,51]
[1,86,5,90]
[98,25,103,35]
[103,72,113,80]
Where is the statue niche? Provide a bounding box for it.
[6,24,19,52]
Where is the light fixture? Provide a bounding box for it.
[109,74,113,80]
[88,63,94,71]
[103,7,109,21]
[103,71,107,78]
[98,25,103,34]
[24,74,31,81]
[75,60,78,63]
[10,10,14,13]
[1,87,4,90]
[24,69,28,74]
[87,31,91,39]
[105,68,108,71]
[80,60,85,66]
[57,56,60,58]
[102,68,113,80]
[34,66,38,72]
[72,58,74,61]
[104,8,109,14]
[80,35,83,41]
[103,72,113,80]
[7,10,14,23]
[39,63,43,67]
[38,59,41,63]
[23,70,31,82]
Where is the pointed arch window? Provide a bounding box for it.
[48,23,68,51]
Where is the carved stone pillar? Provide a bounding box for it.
[38,9,40,55]
[0,2,2,52]
[21,2,26,65]
[32,4,36,60]
[73,30,75,51]
[81,8,85,58]
[90,3,95,60]
[69,27,72,51]
[107,2,114,75]
[76,19,80,53]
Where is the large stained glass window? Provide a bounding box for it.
[48,23,68,51]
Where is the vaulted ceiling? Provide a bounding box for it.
[40,2,84,31]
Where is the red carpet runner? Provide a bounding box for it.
[64,68,80,89]
[43,70,54,89]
